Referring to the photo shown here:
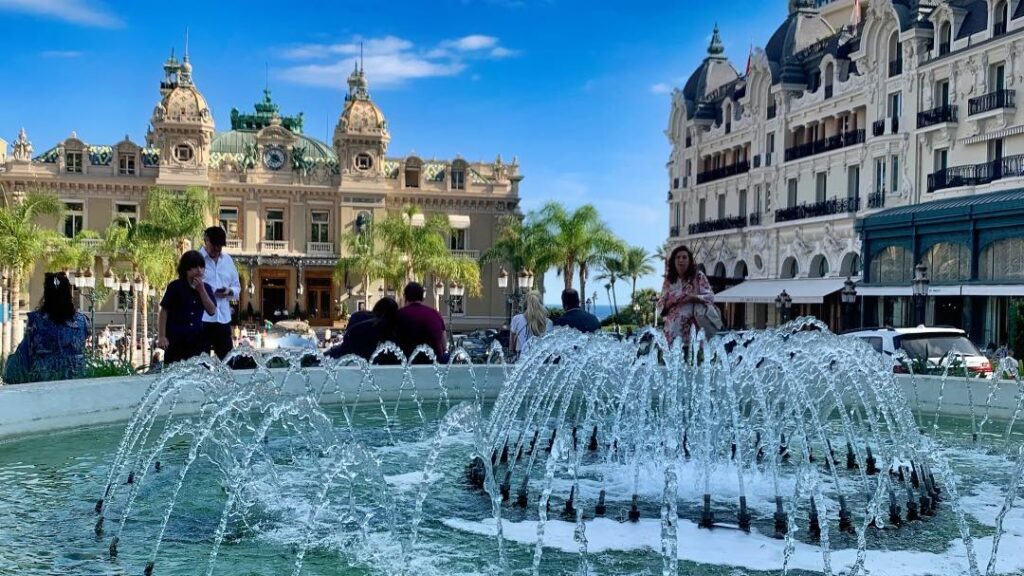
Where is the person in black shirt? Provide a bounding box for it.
[158,250,217,364]
[552,288,601,333]
[326,297,401,364]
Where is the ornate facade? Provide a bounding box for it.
[2,54,522,331]
[667,0,1024,344]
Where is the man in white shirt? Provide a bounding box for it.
[200,226,241,360]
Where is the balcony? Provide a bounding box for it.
[753,155,762,168]
[452,249,480,259]
[783,129,865,162]
[748,212,762,226]
[306,241,335,255]
[927,153,1024,192]
[225,238,242,250]
[766,104,777,120]
[688,215,747,235]
[968,89,1016,116]
[259,240,289,253]
[667,190,673,202]
[867,190,885,209]
[695,161,750,184]
[872,120,885,136]
[917,104,958,128]
[888,59,903,78]
[774,196,860,223]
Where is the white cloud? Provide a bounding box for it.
[0,0,122,28]
[41,50,83,58]
[280,34,515,90]
[649,83,672,94]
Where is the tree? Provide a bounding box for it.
[375,205,468,288]
[620,246,657,304]
[595,254,626,317]
[539,202,621,299]
[143,187,217,254]
[0,192,64,353]
[334,222,402,310]
[479,213,556,287]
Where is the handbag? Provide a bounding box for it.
[694,302,724,337]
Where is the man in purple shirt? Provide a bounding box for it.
[395,282,447,363]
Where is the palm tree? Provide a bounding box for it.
[539,202,622,299]
[479,213,556,283]
[334,222,401,310]
[376,205,466,288]
[594,253,625,317]
[143,187,217,254]
[620,246,657,304]
[0,192,64,353]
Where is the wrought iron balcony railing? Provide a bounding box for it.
[695,161,750,184]
[783,129,865,162]
[774,196,860,223]
[867,190,885,209]
[917,104,958,128]
[927,153,1024,192]
[688,215,747,235]
[968,89,1016,116]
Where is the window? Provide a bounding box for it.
[451,167,466,190]
[725,104,732,134]
[991,63,1006,92]
[673,177,680,189]
[888,32,902,77]
[890,155,900,195]
[989,138,1004,162]
[115,203,138,227]
[824,63,834,97]
[765,183,772,213]
[64,202,84,238]
[450,229,467,251]
[174,144,194,162]
[939,22,952,55]
[781,257,799,279]
[310,211,330,243]
[765,133,775,166]
[995,0,1009,35]
[937,80,950,107]
[875,157,887,193]
[862,337,884,353]
[847,165,860,199]
[980,238,1024,280]
[355,153,373,170]
[265,209,285,241]
[698,198,706,222]
[924,242,971,281]
[869,245,914,283]
[66,151,82,173]
[717,194,726,219]
[934,148,948,172]
[787,178,798,208]
[219,207,239,239]
[405,158,421,188]
[815,172,827,203]
[888,92,902,120]
[739,189,748,217]
[118,153,136,175]
[754,185,762,214]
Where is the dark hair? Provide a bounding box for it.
[204,226,227,247]
[372,296,400,339]
[39,272,76,324]
[666,244,697,285]
[561,288,581,311]
[177,250,206,280]
[403,281,425,302]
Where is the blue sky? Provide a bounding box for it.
[0,0,790,304]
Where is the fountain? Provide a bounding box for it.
[2,320,1024,575]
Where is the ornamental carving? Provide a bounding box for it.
[12,128,33,161]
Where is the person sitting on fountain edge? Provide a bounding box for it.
[326,296,401,364]
[395,281,448,363]
[3,272,89,383]
[552,288,600,333]
[158,250,217,365]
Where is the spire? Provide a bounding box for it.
[346,57,370,101]
[184,27,189,61]
[360,41,364,73]
[707,24,725,56]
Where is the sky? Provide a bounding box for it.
[0,0,790,305]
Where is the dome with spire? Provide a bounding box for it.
[151,48,213,131]
[763,1,836,85]
[680,24,740,113]
[336,63,389,140]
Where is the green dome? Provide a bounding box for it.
[210,130,336,162]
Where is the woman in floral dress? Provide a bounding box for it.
[658,244,714,345]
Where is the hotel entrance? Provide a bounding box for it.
[261,272,288,322]
[305,276,334,326]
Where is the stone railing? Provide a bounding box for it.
[306,241,335,255]
[452,249,480,259]
[225,239,242,250]
[259,240,289,253]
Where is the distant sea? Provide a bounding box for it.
[546,303,616,320]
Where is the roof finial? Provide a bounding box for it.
[360,41,364,74]
[265,61,269,92]
[708,23,725,56]
[184,27,189,61]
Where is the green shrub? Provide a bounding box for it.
[82,355,138,378]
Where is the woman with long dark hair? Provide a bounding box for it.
[657,244,714,344]
[326,296,401,364]
[3,271,89,383]
[158,250,217,365]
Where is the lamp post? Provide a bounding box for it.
[445,282,465,350]
[775,289,793,324]
[295,282,304,320]
[72,267,99,352]
[497,267,532,325]
[912,263,929,327]
[649,293,660,328]
[840,277,858,332]
[247,280,255,322]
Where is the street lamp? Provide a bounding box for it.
[649,293,659,327]
[497,267,533,325]
[445,282,465,349]
[840,277,858,332]
[246,280,256,322]
[775,289,793,324]
[912,263,929,327]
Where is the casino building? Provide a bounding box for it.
[1,53,522,334]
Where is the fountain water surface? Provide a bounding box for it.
[7,320,1024,575]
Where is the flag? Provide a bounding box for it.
[850,0,862,27]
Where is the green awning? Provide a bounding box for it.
[859,188,1024,229]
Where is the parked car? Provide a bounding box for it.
[843,326,993,376]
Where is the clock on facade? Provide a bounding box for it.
[263,145,286,170]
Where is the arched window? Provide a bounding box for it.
[980,237,1024,280]
[869,245,914,283]
[888,31,903,77]
[923,242,971,281]
[939,22,952,55]
[824,63,835,98]
[995,0,1009,35]
[733,260,748,279]
[451,158,468,190]
[809,254,829,278]
[781,256,799,279]
[713,262,727,278]
[725,104,733,134]
[840,252,862,276]
[404,156,422,188]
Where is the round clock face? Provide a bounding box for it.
[263,145,286,170]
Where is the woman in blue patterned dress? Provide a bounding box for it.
[3,272,89,383]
